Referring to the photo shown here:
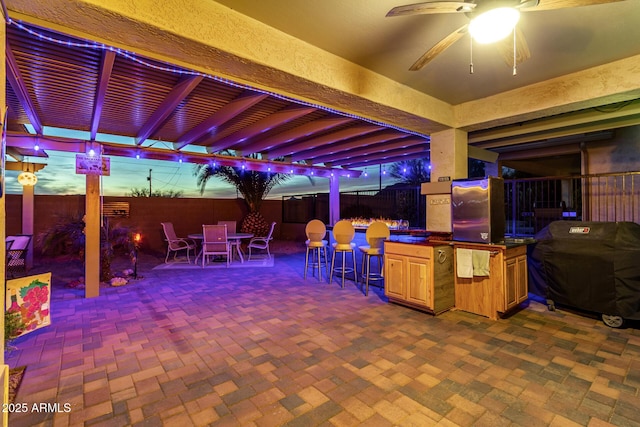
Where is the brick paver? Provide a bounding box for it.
[6,250,640,426]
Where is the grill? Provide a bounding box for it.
[528,221,640,327]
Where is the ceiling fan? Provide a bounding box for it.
[387,0,628,71]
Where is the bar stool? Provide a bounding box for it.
[304,219,329,281]
[329,220,358,288]
[358,222,390,296]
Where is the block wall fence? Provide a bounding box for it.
[5,195,306,255]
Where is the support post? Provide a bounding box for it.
[85,174,101,298]
[429,128,469,182]
[329,175,340,226]
[21,182,35,270]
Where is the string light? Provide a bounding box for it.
[363,169,368,177]
[9,18,430,141]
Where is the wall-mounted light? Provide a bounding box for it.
[17,171,37,186]
[18,162,38,186]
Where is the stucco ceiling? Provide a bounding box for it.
[4,0,640,174]
[214,0,640,105]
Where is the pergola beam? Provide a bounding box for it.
[206,105,317,153]
[6,41,43,134]
[136,74,204,145]
[174,91,268,150]
[90,50,116,141]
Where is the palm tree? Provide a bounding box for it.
[389,158,431,185]
[193,157,290,236]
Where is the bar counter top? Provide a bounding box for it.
[386,236,536,248]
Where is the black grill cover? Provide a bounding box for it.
[528,221,640,320]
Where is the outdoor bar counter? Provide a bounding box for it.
[383,237,533,320]
[383,237,456,315]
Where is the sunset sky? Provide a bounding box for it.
[4,150,400,200]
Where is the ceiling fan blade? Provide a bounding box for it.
[409,24,468,71]
[496,26,531,68]
[387,1,475,17]
[521,0,627,11]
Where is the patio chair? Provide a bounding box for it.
[202,224,230,267]
[247,222,276,261]
[304,219,329,281]
[358,221,390,296]
[161,222,196,264]
[6,234,32,277]
[329,220,358,288]
[217,220,240,258]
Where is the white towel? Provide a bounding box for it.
[456,248,473,278]
[472,250,490,277]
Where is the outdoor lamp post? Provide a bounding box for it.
[133,233,141,279]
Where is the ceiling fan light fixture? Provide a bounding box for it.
[469,7,520,44]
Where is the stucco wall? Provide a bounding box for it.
[586,126,640,175]
[582,126,640,223]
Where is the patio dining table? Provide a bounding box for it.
[188,232,254,263]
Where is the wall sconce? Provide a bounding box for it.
[17,171,38,186]
[18,163,38,186]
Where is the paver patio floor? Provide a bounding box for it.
[5,243,640,426]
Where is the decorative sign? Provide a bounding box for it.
[76,154,110,176]
[569,226,590,234]
[6,273,52,338]
[429,197,450,205]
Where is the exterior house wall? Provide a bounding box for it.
[583,126,640,222]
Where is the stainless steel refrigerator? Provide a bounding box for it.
[451,177,505,243]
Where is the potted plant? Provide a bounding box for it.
[4,309,25,353]
[38,215,136,282]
